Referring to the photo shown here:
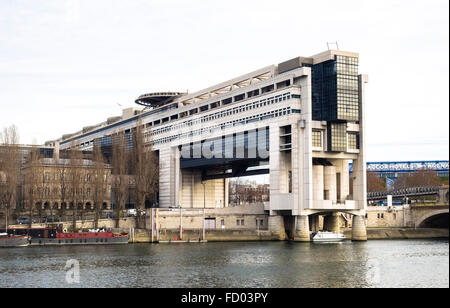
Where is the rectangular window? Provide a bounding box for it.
[328,123,347,152]
[347,133,358,150]
[312,131,322,148]
[222,98,232,105]
[234,94,245,102]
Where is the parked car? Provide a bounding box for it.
[106,212,116,219]
[127,209,137,217]
[43,216,60,223]
[16,217,30,225]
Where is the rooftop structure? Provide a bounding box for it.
[135,92,186,108]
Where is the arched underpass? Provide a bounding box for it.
[418,213,449,228]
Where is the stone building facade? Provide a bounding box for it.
[21,158,112,212]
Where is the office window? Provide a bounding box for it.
[312,131,322,148]
[347,133,359,150]
[328,123,347,152]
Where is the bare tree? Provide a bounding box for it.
[132,119,159,229]
[408,169,441,187]
[367,171,386,192]
[68,145,83,232]
[393,169,441,190]
[57,158,69,222]
[35,155,49,223]
[0,125,21,228]
[111,131,130,228]
[92,144,107,229]
[79,163,88,223]
[23,147,42,228]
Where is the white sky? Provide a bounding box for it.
[0,0,448,162]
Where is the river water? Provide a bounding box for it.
[0,239,448,288]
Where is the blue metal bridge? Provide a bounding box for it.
[350,161,449,178]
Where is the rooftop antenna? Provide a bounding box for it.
[327,42,340,50]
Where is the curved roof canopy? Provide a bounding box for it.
[135,92,186,108]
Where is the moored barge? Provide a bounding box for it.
[2,227,129,246]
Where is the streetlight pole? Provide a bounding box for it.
[179,206,182,241]
[202,181,206,241]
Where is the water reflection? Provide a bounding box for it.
[0,240,448,288]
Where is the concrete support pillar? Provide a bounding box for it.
[323,213,340,233]
[224,178,229,207]
[352,215,367,241]
[174,147,181,207]
[313,165,324,201]
[309,215,320,232]
[324,166,337,203]
[353,75,369,211]
[159,147,178,208]
[340,160,350,203]
[294,215,310,242]
[268,215,287,240]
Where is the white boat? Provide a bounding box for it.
[310,231,346,242]
[0,234,30,248]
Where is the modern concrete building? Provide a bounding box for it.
[50,49,369,241]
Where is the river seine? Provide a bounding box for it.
[0,239,448,288]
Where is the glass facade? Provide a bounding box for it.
[312,55,359,122]
[336,55,359,121]
[312,54,360,152]
[312,60,337,121]
[328,123,347,152]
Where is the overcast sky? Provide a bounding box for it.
[0,0,448,162]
